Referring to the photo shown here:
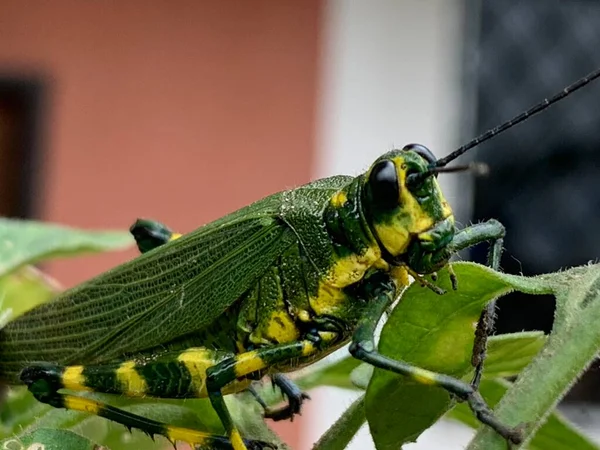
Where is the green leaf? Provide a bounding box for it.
[296,355,362,391]
[0,387,52,438]
[483,331,546,379]
[0,428,105,450]
[450,379,598,450]
[365,262,552,450]
[298,332,545,395]
[468,263,600,449]
[350,363,373,390]
[0,266,60,327]
[0,218,133,278]
[229,391,290,449]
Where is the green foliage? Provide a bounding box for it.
[0,218,598,449]
[0,218,133,325]
[0,218,132,278]
[0,428,107,450]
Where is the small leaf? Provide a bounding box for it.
[229,391,289,449]
[0,387,52,439]
[469,263,600,449]
[0,218,133,278]
[0,266,60,327]
[483,331,546,379]
[365,262,552,450]
[296,331,546,396]
[350,363,373,390]
[297,355,362,391]
[0,428,104,450]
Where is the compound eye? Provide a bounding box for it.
[402,143,436,165]
[367,160,400,211]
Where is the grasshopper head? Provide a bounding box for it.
[362,144,455,273]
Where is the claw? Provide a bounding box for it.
[254,374,311,422]
[264,391,310,422]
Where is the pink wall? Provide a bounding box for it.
[0,0,320,282]
[0,1,322,447]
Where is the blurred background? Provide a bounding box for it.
[1,0,600,448]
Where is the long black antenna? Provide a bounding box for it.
[407,162,489,187]
[435,67,600,167]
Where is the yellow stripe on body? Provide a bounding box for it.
[178,348,252,396]
[330,190,348,208]
[390,266,410,287]
[116,360,147,396]
[325,246,381,288]
[309,282,346,316]
[234,350,267,378]
[62,366,92,391]
[230,429,246,450]
[169,232,183,241]
[177,348,216,397]
[265,310,300,344]
[310,246,382,316]
[166,425,212,447]
[302,341,318,357]
[63,395,102,414]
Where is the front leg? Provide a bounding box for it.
[452,219,506,388]
[349,272,522,445]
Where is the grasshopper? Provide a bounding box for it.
[2,68,600,450]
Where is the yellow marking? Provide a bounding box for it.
[62,366,91,391]
[372,156,454,257]
[230,429,246,450]
[330,190,348,207]
[373,258,389,270]
[317,331,337,343]
[298,309,312,322]
[302,341,317,356]
[116,361,147,396]
[375,223,422,257]
[166,425,211,446]
[326,246,381,288]
[310,246,381,315]
[177,348,216,397]
[178,347,252,396]
[411,368,437,386]
[265,311,300,344]
[234,351,267,377]
[417,231,434,241]
[223,379,253,395]
[169,232,183,241]
[309,282,347,316]
[63,395,101,414]
[390,266,410,286]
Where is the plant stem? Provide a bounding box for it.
[312,395,366,450]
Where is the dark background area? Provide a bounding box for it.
[468,0,600,402]
[0,78,44,219]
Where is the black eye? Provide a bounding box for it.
[402,143,436,165]
[367,160,399,211]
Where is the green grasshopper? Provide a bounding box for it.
[2,68,600,450]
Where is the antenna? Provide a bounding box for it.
[407,162,489,187]
[435,67,600,167]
